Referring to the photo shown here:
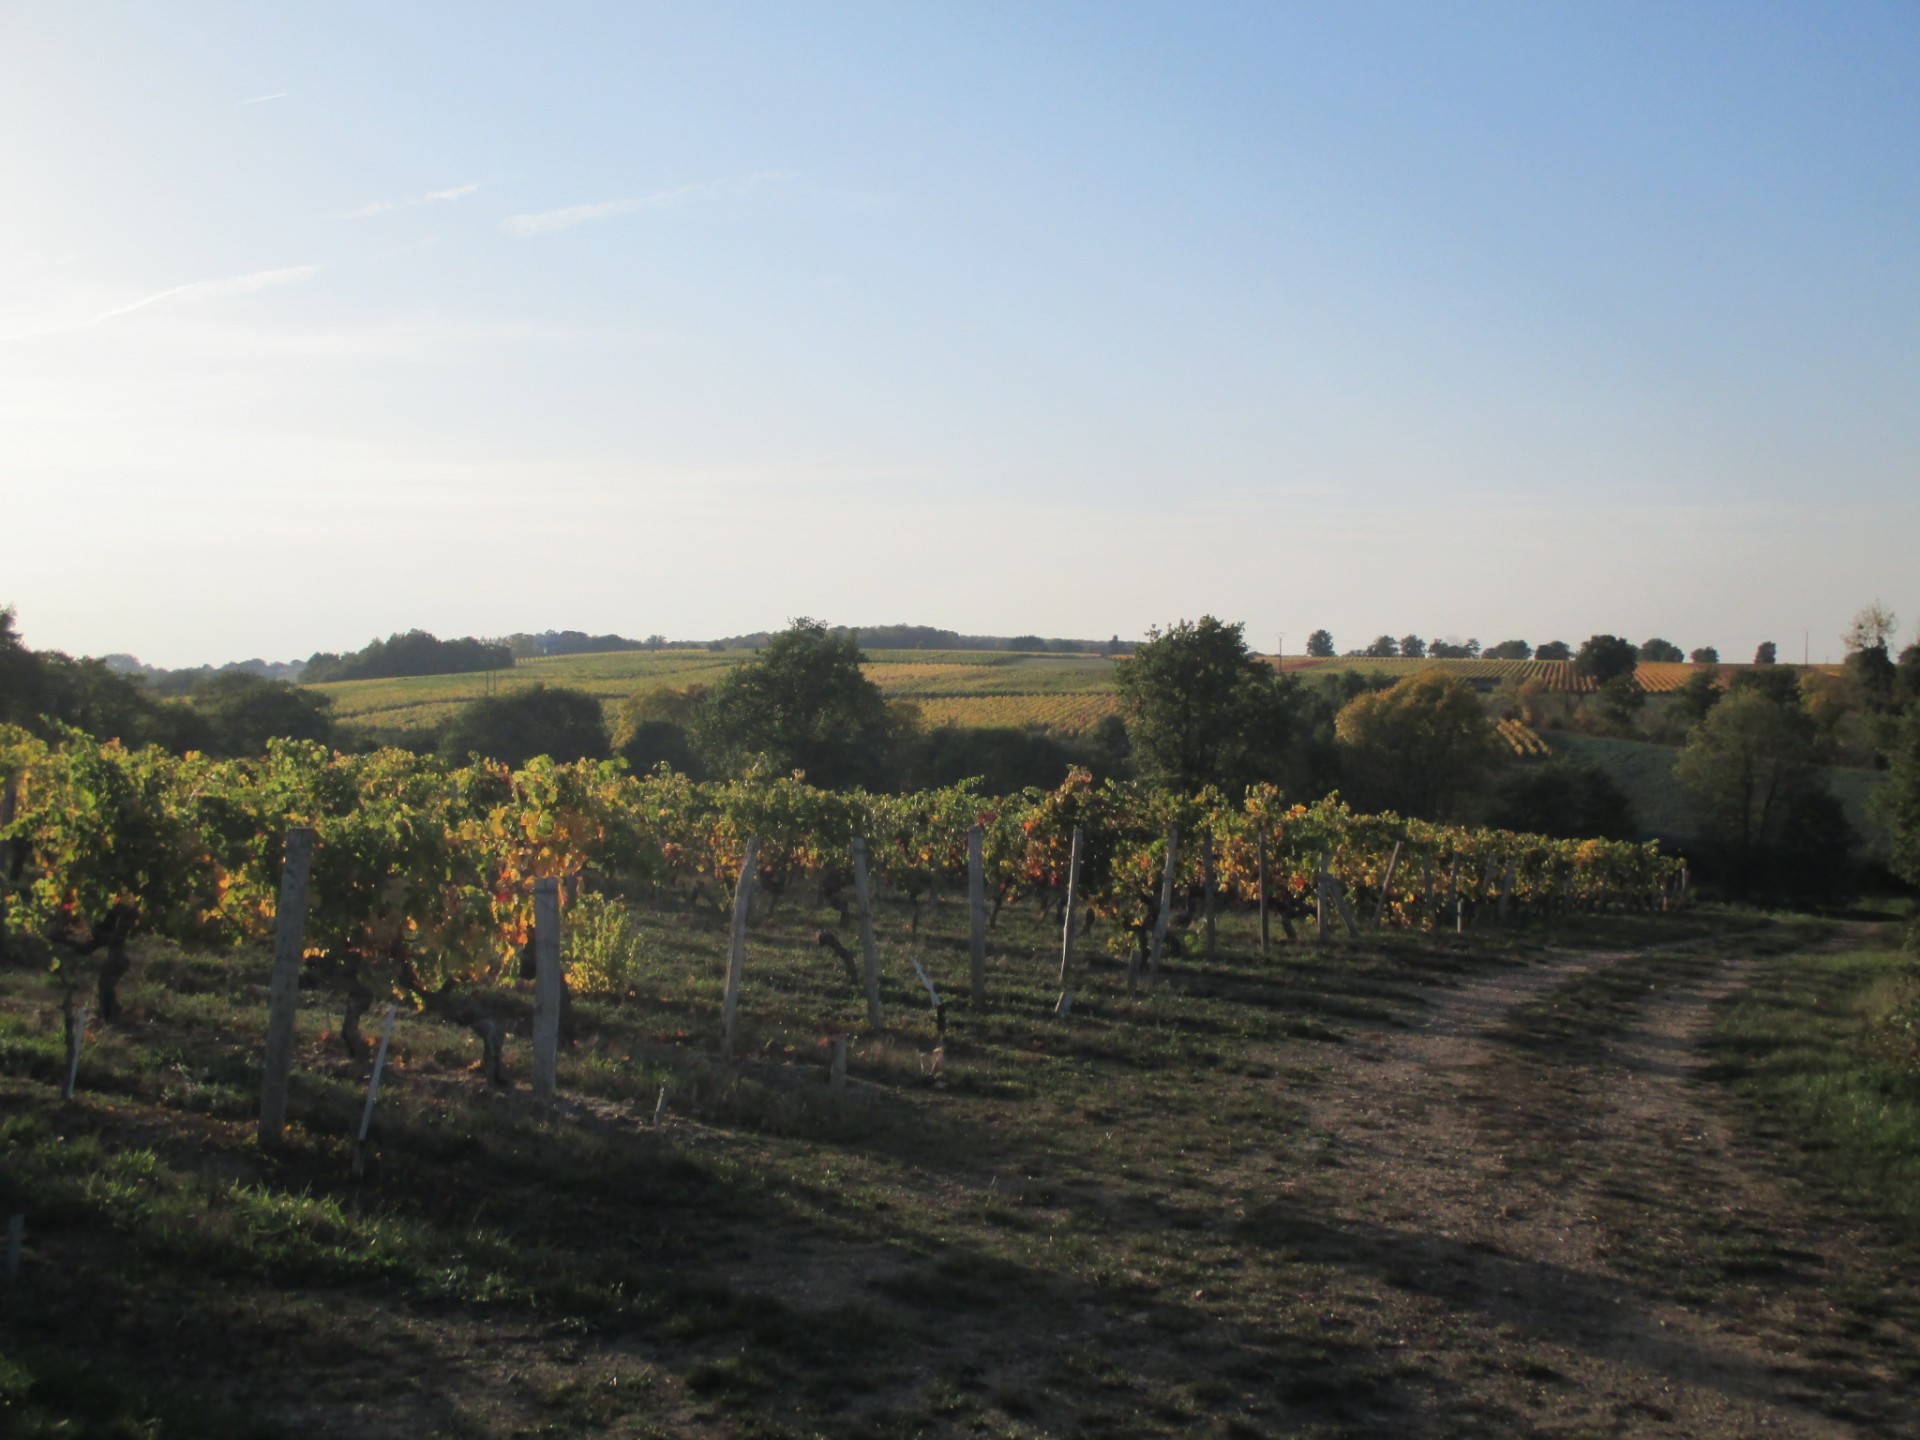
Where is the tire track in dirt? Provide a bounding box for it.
[1269,934,1915,1438]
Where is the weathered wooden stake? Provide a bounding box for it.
[532,877,562,1106]
[352,1004,398,1178]
[851,838,884,1029]
[1145,825,1179,989]
[830,1036,848,1088]
[1499,860,1516,922]
[721,837,759,1060]
[1448,857,1462,936]
[652,1083,671,1125]
[1257,831,1270,956]
[1322,873,1361,938]
[258,826,315,1146]
[1373,841,1402,929]
[1054,826,1084,1015]
[61,1003,87,1101]
[1201,831,1217,960]
[5,1215,20,1282]
[968,826,987,1010]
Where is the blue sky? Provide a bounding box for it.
[2,2,1915,666]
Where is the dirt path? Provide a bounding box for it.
[1267,936,1920,1438]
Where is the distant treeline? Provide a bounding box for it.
[708,624,1130,654]
[303,631,514,684]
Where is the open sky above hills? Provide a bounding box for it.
[3,2,1916,668]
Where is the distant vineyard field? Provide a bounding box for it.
[307,645,1842,739]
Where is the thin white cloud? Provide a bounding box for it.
[2,265,321,342]
[237,92,288,105]
[342,182,481,219]
[500,171,792,237]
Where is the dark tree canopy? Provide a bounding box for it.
[1876,702,1920,889]
[1676,685,1851,903]
[1483,639,1532,660]
[1753,640,1778,665]
[1535,640,1572,662]
[1690,646,1720,665]
[440,685,609,768]
[1364,635,1400,658]
[1573,635,1638,684]
[1428,638,1481,659]
[1637,638,1685,663]
[1399,635,1427,659]
[1490,759,1635,841]
[1117,617,1298,794]
[304,630,513,684]
[190,672,335,757]
[693,619,893,787]
[1305,629,1336,659]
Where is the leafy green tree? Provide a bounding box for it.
[1484,639,1532,660]
[1841,603,1899,713]
[1399,634,1427,658]
[1754,640,1778,665]
[191,672,334,756]
[1574,634,1638,684]
[1596,674,1646,734]
[441,685,610,768]
[1676,686,1851,901]
[694,619,894,788]
[1305,629,1336,659]
[1900,642,1920,706]
[1333,671,1501,822]
[1876,702,1920,888]
[1364,635,1400,658]
[1490,758,1635,840]
[1672,667,1723,729]
[1690,646,1719,665]
[1637,638,1685,663]
[1117,617,1299,795]
[1535,640,1572,662]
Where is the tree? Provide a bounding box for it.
[1484,640,1532,660]
[191,672,334,757]
[1116,617,1299,794]
[1596,674,1646,734]
[1333,671,1501,822]
[441,685,610,768]
[1844,601,1896,656]
[1676,686,1851,902]
[1690,646,1719,665]
[1535,640,1572,662]
[1754,641,1778,665]
[1900,642,1920,706]
[1637,638,1685,663]
[1573,635,1638,684]
[1305,629,1336,659]
[1672,667,1723,730]
[1399,634,1427,659]
[1491,759,1635,840]
[694,619,893,788]
[1841,602,1899,713]
[1876,702,1920,889]
[1364,635,1400,658]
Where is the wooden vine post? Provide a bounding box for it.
[61,1003,87,1101]
[967,826,988,1010]
[258,826,315,1146]
[1201,831,1217,960]
[352,1004,398,1177]
[1257,830,1270,956]
[531,877,562,1106]
[1144,824,1179,991]
[721,837,760,1060]
[1373,841,1402,929]
[851,837,884,1029]
[1054,825,1084,1015]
